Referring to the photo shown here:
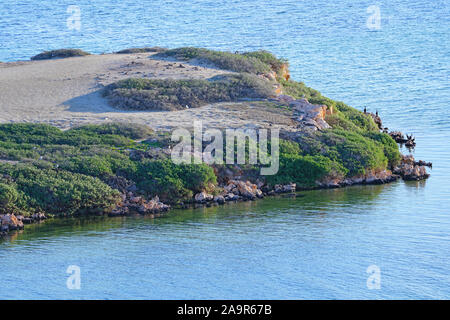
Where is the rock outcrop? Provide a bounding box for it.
[0,212,48,235]
[110,194,170,216]
[273,97,331,131]
[223,180,264,200]
[194,191,214,203]
[369,112,383,130]
[393,155,430,181]
[274,183,296,193]
[316,170,400,189]
[0,214,24,233]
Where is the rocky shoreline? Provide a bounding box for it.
[0,47,432,238]
[1,152,430,236]
[1,212,46,236]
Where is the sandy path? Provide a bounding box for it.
[0,53,292,131]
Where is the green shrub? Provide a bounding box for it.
[266,154,346,188]
[69,123,153,140]
[155,47,286,74]
[31,49,90,60]
[0,164,120,215]
[61,156,114,178]
[103,74,275,111]
[363,132,401,167]
[242,50,288,75]
[0,183,19,208]
[318,130,388,176]
[116,47,167,54]
[176,163,217,193]
[135,160,216,202]
[325,113,361,132]
[279,139,302,155]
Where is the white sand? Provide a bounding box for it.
[0,53,293,131]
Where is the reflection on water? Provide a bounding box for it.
[2,181,449,299]
[2,184,387,244]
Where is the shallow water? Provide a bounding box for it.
[0,0,449,299]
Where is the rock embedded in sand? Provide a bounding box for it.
[271,96,332,131]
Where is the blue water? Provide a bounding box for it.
[1,0,449,299]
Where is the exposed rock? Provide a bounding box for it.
[389,131,407,143]
[280,64,290,81]
[224,193,239,201]
[260,71,277,81]
[130,196,142,204]
[106,175,135,194]
[276,94,295,104]
[389,131,416,147]
[31,212,46,221]
[235,181,256,200]
[288,98,331,131]
[369,113,383,130]
[393,155,430,181]
[0,214,24,232]
[274,183,296,193]
[194,192,214,203]
[223,180,264,200]
[318,170,400,188]
[110,193,170,216]
[213,195,225,204]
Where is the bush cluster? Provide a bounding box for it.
[154,47,286,74]
[31,49,90,60]
[0,123,217,216]
[103,74,275,111]
[116,47,167,54]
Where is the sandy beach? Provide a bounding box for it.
[0,53,292,131]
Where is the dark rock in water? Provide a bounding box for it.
[393,155,430,181]
[213,195,225,204]
[318,170,400,188]
[389,131,407,143]
[274,183,297,193]
[110,193,170,216]
[414,160,432,168]
[389,131,416,148]
[194,191,214,203]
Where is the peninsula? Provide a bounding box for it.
[0,47,430,234]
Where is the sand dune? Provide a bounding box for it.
[0,53,292,131]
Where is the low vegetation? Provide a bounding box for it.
[103,74,275,110]
[116,47,167,54]
[0,123,216,216]
[154,47,287,75]
[31,49,90,60]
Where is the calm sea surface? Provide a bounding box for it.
[0,0,449,299]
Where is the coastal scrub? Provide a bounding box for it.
[103,74,275,110]
[31,49,90,60]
